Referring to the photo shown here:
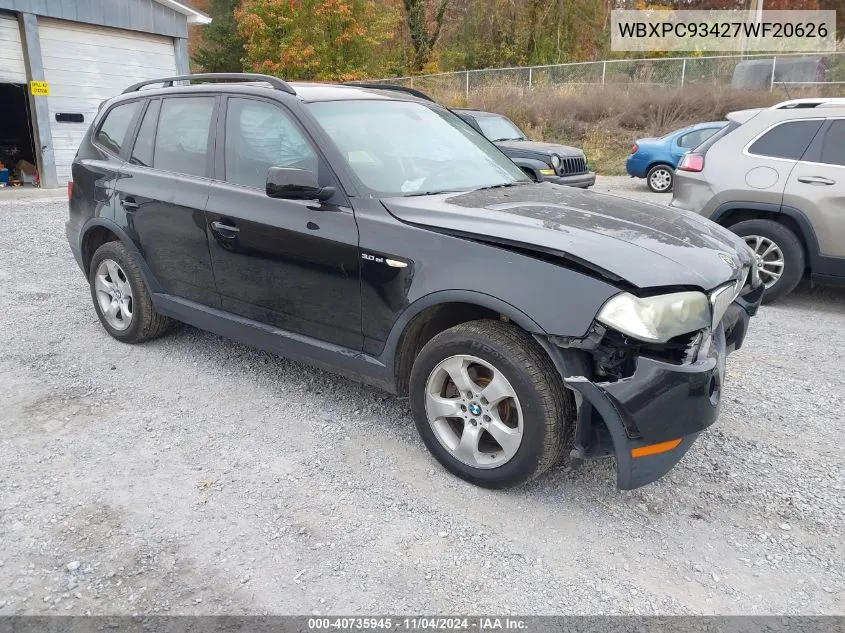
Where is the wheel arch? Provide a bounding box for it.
[519,166,541,182]
[711,202,820,273]
[385,291,545,395]
[79,219,161,292]
[646,160,675,173]
[510,156,548,182]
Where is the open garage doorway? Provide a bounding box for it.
[0,83,38,187]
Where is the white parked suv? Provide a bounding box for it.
[672,98,845,302]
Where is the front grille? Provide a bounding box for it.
[559,156,587,175]
[710,277,744,329]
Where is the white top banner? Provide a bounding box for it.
[611,10,837,53]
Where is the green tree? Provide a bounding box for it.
[403,0,450,71]
[435,0,612,71]
[192,0,246,72]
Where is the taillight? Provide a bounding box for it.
[631,143,639,155]
[67,181,73,200]
[678,153,704,172]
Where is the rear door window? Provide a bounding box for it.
[153,97,216,178]
[95,101,141,156]
[747,120,824,160]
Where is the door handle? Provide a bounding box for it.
[797,175,835,185]
[121,197,138,210]
[210,220,240,236]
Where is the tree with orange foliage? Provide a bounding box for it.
[235,0,403,81]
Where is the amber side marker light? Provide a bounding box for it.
[631,438,682,458]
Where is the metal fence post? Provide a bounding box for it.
[528,67,533,89]
[680,58,686,87]
[770,56,777,92]
[601,61,606,85]
[465,70,470,99]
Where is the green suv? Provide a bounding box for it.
[671,98,845,302]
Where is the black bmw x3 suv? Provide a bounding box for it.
[67,73,764,490]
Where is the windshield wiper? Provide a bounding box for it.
[403,189,462,197]
[490,137,524,142]
[403,182,527,197]
[474,182,530,191]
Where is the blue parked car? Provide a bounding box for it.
[626,121,727,192]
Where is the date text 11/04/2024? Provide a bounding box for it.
[307,618,528,630]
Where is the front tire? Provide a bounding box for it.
[89,241,170,343]
[409,320,573,488]
[729,219,804,303]
[646,164,674,193]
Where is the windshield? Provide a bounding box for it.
[308,100,528,196]
[476,115,526,142]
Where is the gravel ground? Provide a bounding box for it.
[0,185,843,616]
[592,175,670,205]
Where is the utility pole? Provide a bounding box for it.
[742,0,764,56]
[752,0,764,25]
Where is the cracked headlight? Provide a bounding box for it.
[597,291,710,343]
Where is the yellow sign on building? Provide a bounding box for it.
[30,81,51,96]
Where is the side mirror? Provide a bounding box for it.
[266,167,335,202]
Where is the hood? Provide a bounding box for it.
[495,139,583,158]
[382,183,754,290]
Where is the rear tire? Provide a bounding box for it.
[89,241,170,343]
[646,164,674,193]
[729,219,804,303]
[409,320,573,488]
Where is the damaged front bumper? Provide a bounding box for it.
[539,283,763,490]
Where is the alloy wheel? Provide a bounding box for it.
[649,167,673,192]
[94,259,134,331]
[744,235,785,289]
[423,354,523,469]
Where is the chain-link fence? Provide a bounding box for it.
[372,52,845,100]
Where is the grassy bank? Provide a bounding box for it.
[440,85,788,175]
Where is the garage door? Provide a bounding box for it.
[0,15,26,83]
[38,18,178,183]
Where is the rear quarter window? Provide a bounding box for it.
[819,120,845,167]
[747,119,824,160]
[95,101,141,156]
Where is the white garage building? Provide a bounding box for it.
[0,0,210,188]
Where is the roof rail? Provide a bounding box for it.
[343,82,436,102]
[123,73,296,95]
[771,97,845,109]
